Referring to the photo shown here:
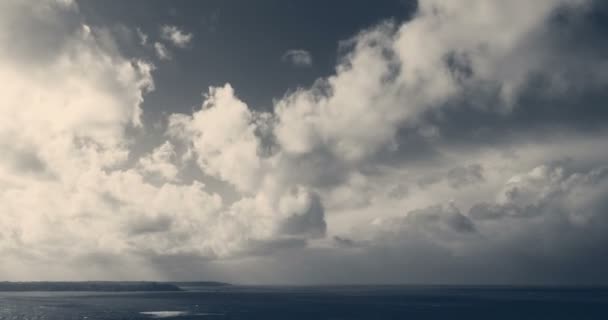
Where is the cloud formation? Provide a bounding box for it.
[160,25,193,48]
[1,0,608,284]
[282,49,313,67]
[154,42,171,60]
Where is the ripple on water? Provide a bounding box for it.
[140,311,190,318]
[139,311,225,318]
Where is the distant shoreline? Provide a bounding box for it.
[0,281,230,292]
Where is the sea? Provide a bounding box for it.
[1,285,607,319]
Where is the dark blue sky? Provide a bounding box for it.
[79,0,416,124]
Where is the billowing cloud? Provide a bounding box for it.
[2,0,608,284]
[164,0,608,283]
[0,0,308,279]
[137,141,179,181]
[282,49,313,67]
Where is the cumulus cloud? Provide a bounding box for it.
[471,164,608,224]
[162,0,608,283]
[2,0,608,284]
[372,203,477,245]
[0,0,302,279]
[282,49,313,67]
[137,141,179,181]
[168,84,267,193]
[167,84,328,254]
[160,25,193,48]
[223,162,608,285]
[0,0,157,275]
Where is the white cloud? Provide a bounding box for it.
[137,141,179,181]
[0,1,270,278]
[166,0,608,268]
[282,49,313,67]
[0,1,325,275]
[168,84,267,193]
[167,85,328,257]
[136,27,148,45]
[2,0,608,283]
[154,41,171,60]
[160,25,193,48]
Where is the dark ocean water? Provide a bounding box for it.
[1,286,607,319]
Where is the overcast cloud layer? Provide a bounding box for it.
[1,0,608,284]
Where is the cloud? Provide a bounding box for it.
[2,0,608,284]
[0,0,157,271]
[387,183,409,199]
[446,164,485,188]
[160,25,193,48]
[415,164,485,189]
[160,0,608,283]
[137,141,179,181]
[371,203,477,245]
[470,164,608,224]
[154,41,171,60]
[0,1,250,278]
[168,84,266,193]
[221,162,608,285]
[282,49,313,67]
[126,214,173,236]
[136,27,148,45]
[278,187,326,237]
[167,84,328,253]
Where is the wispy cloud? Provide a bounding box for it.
[136,27,148,46]
[160,25,192,48]
[282,49,312,67]
[154,41,171,60]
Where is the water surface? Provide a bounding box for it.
[1,286,607,319]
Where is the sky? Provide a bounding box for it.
[1,0,608,285]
